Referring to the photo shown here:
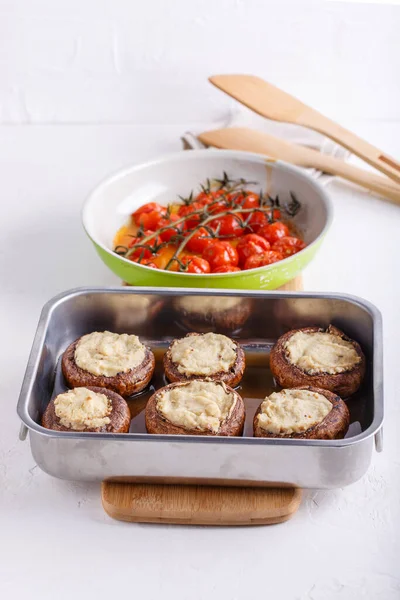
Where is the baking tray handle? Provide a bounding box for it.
[374,428,383,453]
[19,424,28,441]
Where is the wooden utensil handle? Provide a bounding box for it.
[298,145,400,204]
[300,111,400,185]
[209,75,400,185]
[198,128,400,204]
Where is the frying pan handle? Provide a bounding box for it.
[374,428,383,453]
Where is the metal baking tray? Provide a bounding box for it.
[17,287,383,489]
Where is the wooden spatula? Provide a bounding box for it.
[197,127,400,204]
[209,75,400,185]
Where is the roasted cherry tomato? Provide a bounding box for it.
[133,203,166,228]
[208,201,229,215]
[245,210,269,233]
[258,222,289,245]
[128,230,161,247]
[236,234,271,267]
[245,207,282,233]
[196,189,226,207]
[267,208,282,221]
[180,255,211,274]
[157,214,182,242]
[237,192,260,209]
[127,231,161,260]
[212,265,242,273]
[135,210,166,230]
[127,239,152,260]
[133,202,165,217]
[178,201,203,230]
[272,236,306,257]
[128,247,152,261]
[186,227,213,253]
[202,241,239,270]
[209,214,245,237]
[244,251,283,270]
[128,247,156,262]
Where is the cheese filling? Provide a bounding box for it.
[257,389,332,435]
[54,387,112,431]
[74,331,146,377]
[156,380,236,433]
[285,331,361,375]
[170,332,237,376]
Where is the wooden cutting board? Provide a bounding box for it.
[102,482,302,526]
[104,275,303,525]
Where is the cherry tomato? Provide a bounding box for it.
[157,214,182,242]
[186,227,213,253]
[178,202,203,230]
[212,265,242,273]
[196,189,225,207]
[244,251,284,270]
[133,203,166,228]
[130,255,160,267]
[128,235,143,248]
[128,247,154,261]
[236,234,271,267]
[267,208,282,221]
[180,255,211,274]
[135,210,165,230]
[207,200,228,215]
[128,230,161,247]
[209,214,245,237]
[127,231,161,260]
[202,241,239,270]
[258,222,290,245]
[237,192,260,209]
[245,210,269,233]
[128,247,152,261]
[272,236,306,257]
[132,202,165,217]
[244,207,282,233]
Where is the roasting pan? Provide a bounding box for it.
[17,287,383,489]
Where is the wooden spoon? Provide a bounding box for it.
[197,127,400,204]
[209,75,400,185]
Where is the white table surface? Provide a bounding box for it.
[1,122,400,600]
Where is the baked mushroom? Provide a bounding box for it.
[62,331,155,397]
[145,379,245,436]
[269,325,365,398]
[253,386,350,439]
[163,332,245,387]
[173,295,252,333]
[113,292,164,328]
[42,386,131,433]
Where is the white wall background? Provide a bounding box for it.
[0,0,399,126]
